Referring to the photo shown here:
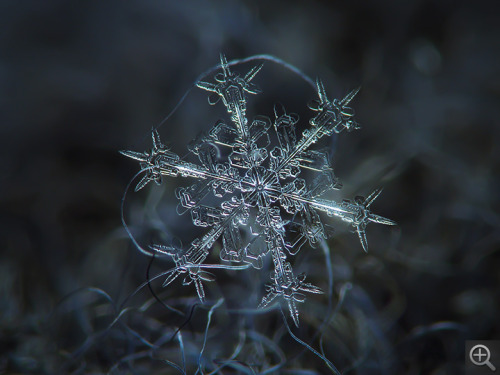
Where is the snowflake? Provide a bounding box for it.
[121,55,396,327]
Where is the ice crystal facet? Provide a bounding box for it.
[121,55,396,326]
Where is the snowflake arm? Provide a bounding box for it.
[119,130,175,191]
[306,188,397,252]
[196,54,264,140]
[309,80,361,134]
[259,257,323,327]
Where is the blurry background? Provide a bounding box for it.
[1,0,499,373]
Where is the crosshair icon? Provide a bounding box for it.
[470,344,496,371]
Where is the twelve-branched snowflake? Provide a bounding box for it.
[121,55,396,326]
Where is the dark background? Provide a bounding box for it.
[1,0,499,374]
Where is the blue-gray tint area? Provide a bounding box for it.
[1,0,498,374]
